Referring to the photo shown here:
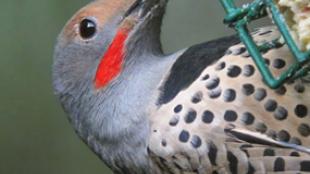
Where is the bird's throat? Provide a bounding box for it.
[94,28,129,89]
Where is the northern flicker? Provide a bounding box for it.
[52,0,310,173]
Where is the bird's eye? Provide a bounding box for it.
[79,18,97,39]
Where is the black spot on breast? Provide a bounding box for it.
[206,77,220,90]
[274,157,285,171]
[254,88,267,101]
[267,130,277,139]
[264,99,278,112]
[243,64,255,77]
[295,104,308,118]
[227,65,242,78]
[289,137,302,145]
[232,47,246,56]
[157,35,239,105]
[208,87,222,99]
[256,122,267,133]
[169,115,180,126]
[191,135,202,148]
[202,74,210,81]
[174,105,183,113]
[294,83,305,93]
[161,139,167,147]
[275,86,286,95]
[298,123,310,137]
[208,142,218,166]
[301,161,310,171]
[277,130,290,142]
[242,112,255,125]
[274,106,288,120]
[192,91,203,104]
[224,110,238,122]
[273,58,286,69]
[223,89,236,102]
[290,151,300,157]
[184,109,197,123]
[215,62,226,71]
[242,84,255,96]
[227,151,238,174]
[202,110,214,124]
[179,130,190,143]
[263,148,275,156]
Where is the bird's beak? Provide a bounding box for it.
[123,0,165,20]
[124,0,143,18]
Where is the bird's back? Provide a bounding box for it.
[149,27,310,174]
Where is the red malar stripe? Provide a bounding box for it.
[94,28,129,89]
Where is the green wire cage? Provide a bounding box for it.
[219,0,310,89]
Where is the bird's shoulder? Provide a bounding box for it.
[156,33,240,106]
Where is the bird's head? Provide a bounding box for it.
[52,0,169,161]
[52,0,168,169]
[53,0,167,94]
[52,1,171,171]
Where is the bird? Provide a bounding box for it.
[52,0,310,173]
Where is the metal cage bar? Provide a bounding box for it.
[219,0,310,88]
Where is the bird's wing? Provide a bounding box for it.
[149,26,310,173]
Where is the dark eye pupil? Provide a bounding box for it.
[79,19,96,39]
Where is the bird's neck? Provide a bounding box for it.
[73,50,182,173]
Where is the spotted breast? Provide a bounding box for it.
[149,27,310,174]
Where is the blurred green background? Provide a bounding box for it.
[0,0,256,173]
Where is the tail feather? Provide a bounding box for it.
[250,157,310,173]
[225,142,310,173]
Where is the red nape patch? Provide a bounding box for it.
[94,28,129,89]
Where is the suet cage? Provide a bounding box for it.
[220,0,310,88]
